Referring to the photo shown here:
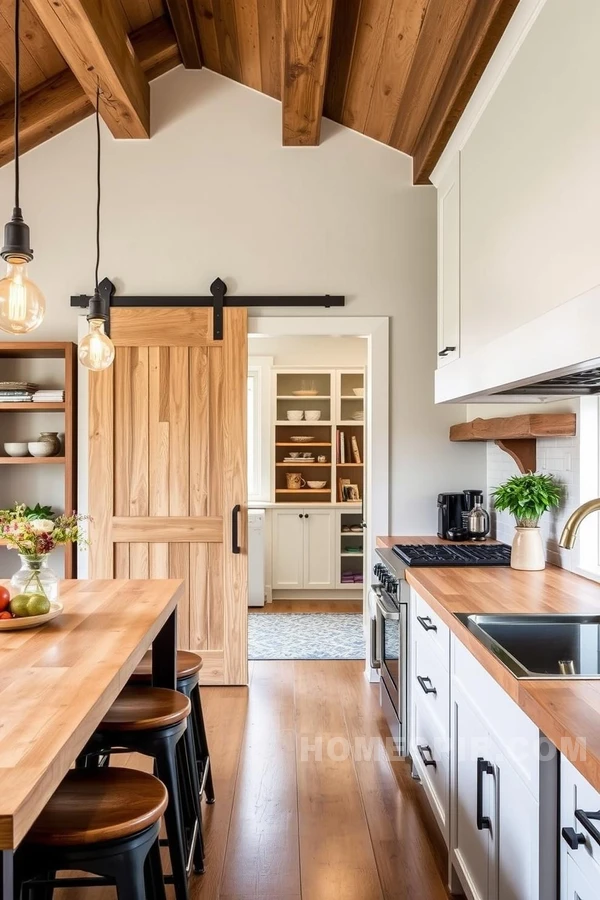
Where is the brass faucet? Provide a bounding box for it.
[559,498,600,549]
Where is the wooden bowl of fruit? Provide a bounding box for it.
[0,585,62,631]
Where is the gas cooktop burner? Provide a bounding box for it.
[392,543,511,567]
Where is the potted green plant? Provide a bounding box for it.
[492,474,562,570]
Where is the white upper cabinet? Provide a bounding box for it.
[436,154,460,368]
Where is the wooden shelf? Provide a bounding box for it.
[0,456,65,464]
[0,402,65,411]
[341,552,363,557]
[337,462,363,467]
[450,413,577,474]
[338,421,364,426]
[276,420,331,425]
[276,442,332,447]
[276,462,331,467]
[340,395,364,400]
[276,489,331,494]
[277,395,330,400]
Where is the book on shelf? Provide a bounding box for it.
[351,435,361,464]
[339,430,345,464]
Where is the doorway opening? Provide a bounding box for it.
[246,317,389,665]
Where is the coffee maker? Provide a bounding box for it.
[437,493,466,539]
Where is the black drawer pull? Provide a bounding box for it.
[562,827,586,850]
[438,345,456,357]
[575,809,600,847]
[477,758,494,831]
[417,615,437,633]
[417,744,437,769]
[417,675,437,696]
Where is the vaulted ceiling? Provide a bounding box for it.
[0,0,519,183]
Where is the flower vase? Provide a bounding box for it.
[10,554,59,601]
[511,527,545,571]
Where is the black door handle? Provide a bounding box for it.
[477,758,493,830]
[562,827,586,850]
[417,675,437,696]
[575,809,600,847]
[417,744,437,769]
[417,615,437,633]
[232,504,241,554]
[438,345,457,357]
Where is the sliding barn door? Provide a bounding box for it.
[88,308,248,685]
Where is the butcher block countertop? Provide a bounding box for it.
[377,535,600,791]
[0,578,183,850]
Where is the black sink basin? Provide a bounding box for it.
[454,613,600,679]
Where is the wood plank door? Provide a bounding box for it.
[88,308,248,685]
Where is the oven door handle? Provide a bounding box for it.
[375,592,400,621]
[369,616,381,669]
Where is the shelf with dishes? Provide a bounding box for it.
[338,509,364,589]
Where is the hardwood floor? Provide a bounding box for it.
[252,599,363,613]
[61,661,452,900]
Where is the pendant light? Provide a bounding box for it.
[78,85,115,371]
[0,0,45,334]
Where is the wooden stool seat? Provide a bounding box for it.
[130,650,203,684]
[100,687,191,732]
[27,769,168,847]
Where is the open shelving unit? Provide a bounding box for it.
[0,342,77,577]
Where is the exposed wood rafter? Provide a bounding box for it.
[0,17,180,167]
[28,0,151,138]
[164,0,203,69]
[282,0,335,146]
[412,0,519,184]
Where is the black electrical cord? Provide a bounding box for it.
[14,0,20,211]
[95,82,101,292]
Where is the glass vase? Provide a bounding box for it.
[10,554,59,602]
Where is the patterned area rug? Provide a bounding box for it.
[248,612,365,660]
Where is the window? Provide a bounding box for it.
[247,357,272,501]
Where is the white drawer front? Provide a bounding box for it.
[565,854,598,900]
[411,696,450,843]
[412,629,450,739]
[561,756,600,891]
[452,637,540,800]
[412,587,450,669]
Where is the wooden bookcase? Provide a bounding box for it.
[0,342,77,577]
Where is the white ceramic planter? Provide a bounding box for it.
[511,526,545,571]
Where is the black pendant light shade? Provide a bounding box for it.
[2,208,33,263]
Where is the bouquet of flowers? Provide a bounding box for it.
[0,503,88,556]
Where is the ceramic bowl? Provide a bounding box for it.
[304,410,321,421]
[353,388,364,398]
[286,410,304,421]
[4,442,29,457]
[307,480,327,489]
[28,441,55,458]
[288,451,301,458]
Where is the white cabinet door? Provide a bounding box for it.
[492,744,539,900]
[272,510,304,589]
[565,855,597,900]
[303,510,336,589]
[453,685,492,900]
[437,154,460,367]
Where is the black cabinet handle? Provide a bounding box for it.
[232,504,241,554]
[369,616,380,670]
[417,675,437,696]
[438,345,457,357]
[477,758,493,830]
[562,827,586,850]
[575,809,600,847]
[417,615,437,633]
[417,744,437,769]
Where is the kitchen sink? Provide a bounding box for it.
[454,613,600,678]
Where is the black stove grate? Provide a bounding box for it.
[392,543,511,567]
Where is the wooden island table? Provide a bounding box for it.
[0,577,184,900]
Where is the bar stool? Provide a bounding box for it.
[15,768,167,900]
[130,650,215,805]
[80,686,203,900]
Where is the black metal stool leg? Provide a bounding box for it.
[190,682,215,804]
[145,836,167,900]
[181,723,205,873]
[154,742,189,900]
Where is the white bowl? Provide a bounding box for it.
[4,442,29,457]
[286,410,304,421]
[304,410,321,421]
[353,388,364,398]
[28,441,55,458]
[307,480,327,489]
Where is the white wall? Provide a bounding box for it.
[460,0,600,356]
[249,335,367,367]
[0,66,485,535]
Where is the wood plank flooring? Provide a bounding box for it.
[60,661,452,900]
[253,599,363,613]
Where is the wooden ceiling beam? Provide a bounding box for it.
[282,0,335,146]
[164,0,203,69]
[412,0,519,184]
[0,16,180,167]
[28,0,151,138]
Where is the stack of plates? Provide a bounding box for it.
[283,456,314,462]
[351,412,364,421]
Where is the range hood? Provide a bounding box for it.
[495,362,600,397]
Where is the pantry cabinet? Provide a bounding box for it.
[272,509,336,590]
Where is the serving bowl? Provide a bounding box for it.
[286,410,304,421]
[0,602,63,631]
[28,441,55,457]
[353,388,364,398]
[304,410,321,421]
[307,480,327,489]
[4,442,29,457]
